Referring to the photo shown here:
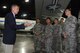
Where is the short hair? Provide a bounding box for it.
[46,17,51,21]
[46,17,52,23]
[66,8,72,11]
[11,4,19,8]
[35,17,41,23]
[61,18,64,20]
[54,18,59,21]
[36,17,40,20]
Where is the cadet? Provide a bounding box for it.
[33,18,43,53]
[60,18,65,53]
[63,8,77,53]
[52,18,62,53]
[43,17,53,53]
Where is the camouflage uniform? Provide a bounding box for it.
[44,24,53,53]
[64,16,77,53]
[60,22,66,52]
[52,24,62,53]
[33,23,44,51]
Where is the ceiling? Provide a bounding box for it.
[0,0,80,20]
[35,0,71,18]
[35,0,80,19]
[0,0,35,20]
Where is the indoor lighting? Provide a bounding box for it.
[25,0,29,2]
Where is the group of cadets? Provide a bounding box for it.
[33,9,77,53]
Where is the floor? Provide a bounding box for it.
[0,34,34,53]
[0,33,80,53]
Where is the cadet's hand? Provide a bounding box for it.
[63,32,67,39]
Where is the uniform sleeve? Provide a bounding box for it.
[69,16,77,28]
[39,24,44,34]
[33,25,36,34]
[62,23,65,32]
[59,25,62,34]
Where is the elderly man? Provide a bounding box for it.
[3,4,31,53]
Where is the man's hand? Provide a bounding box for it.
[24,23,32,27]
